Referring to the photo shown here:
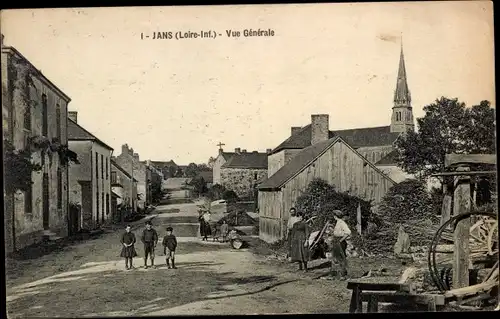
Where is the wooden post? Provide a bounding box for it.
[452,165,471,289]
[356,203,362,235]
[440,180,453,226]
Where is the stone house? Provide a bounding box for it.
[111,159,138,221]
[68,112,113,231]
[259,44,416,243]
[2,38,72,252]
[114,144,151,210]
[212,149,235,185]
[220,149,269,199]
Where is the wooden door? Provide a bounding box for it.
[42,173,50,229]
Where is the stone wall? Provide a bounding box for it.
[221,167,268,198]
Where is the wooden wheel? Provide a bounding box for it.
[428,211,498,292]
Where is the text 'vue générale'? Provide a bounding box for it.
[141,29,276,40]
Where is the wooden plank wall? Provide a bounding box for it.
[258,191,284,243]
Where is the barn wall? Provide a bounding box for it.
[258,190,283,243]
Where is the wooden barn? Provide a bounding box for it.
[257,136,396,243]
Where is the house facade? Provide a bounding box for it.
[2,40,72,252]
[114,144,150,210]
[68,112,113,230]
[212,149,235,185]
[111,159,138,221]
[220,150,269,199]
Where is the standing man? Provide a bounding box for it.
[286,207,300,260]
[326,210,351,279]
[141,220,159,269]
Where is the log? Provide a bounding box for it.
[444,280,497,300]
[453,166,471,289]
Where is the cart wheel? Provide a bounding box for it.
[231,239,244,249]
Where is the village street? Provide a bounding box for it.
[5,200,405,317]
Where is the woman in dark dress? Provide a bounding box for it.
[290,212,311,271]
[120,225,138,270]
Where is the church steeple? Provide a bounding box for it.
[390,36,415,133]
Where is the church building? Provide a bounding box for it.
[258,43,416,243]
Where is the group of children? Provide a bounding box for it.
[119,220,178,270]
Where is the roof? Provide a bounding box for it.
[2,46,71,102]
[68,119,114,150]
[198,170,213,183]
[259,136,396,191]
[111,160,134,180]
[269,124,401,155]
[150,160,177,168]
[375,149,399,166]
[394,44,411,104]
[219,152,236,161]
[221,152,268,169]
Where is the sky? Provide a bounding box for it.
[1,2,495,164]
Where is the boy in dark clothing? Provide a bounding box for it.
[162,226,178,269]
[141,221,159,269]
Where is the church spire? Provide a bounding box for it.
[390,36,415,134]
[393,36,411,106]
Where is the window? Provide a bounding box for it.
[102,193,105,216]
[106,193,110,215]
[42,94,48,136]
[106,157,109,180]
[111,171,117,184]
[95,152,99,180]
[57,168,62,209]
[56,104,61,140]
[254,173,258,180]
[23,74,31,130]
[101,154,104,179]
[25,185,32,214]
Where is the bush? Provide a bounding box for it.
[222,190,239,203]
[363,179,441,254]
[295,178,373,233]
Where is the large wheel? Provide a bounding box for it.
[427,211,498,292]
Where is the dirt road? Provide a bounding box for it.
[6,201,404,317]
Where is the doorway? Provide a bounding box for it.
[43,173,50,229]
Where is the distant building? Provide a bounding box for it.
[114,144,151,210]
[2,38,72,252]
[198,170,214,188]
[111,159,138,221]
[220,149,269,199]
[68,112,113,230]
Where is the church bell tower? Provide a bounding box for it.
[390,38,415,133]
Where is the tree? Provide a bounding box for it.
[395,97,496,178]
[191,176,208,197]
[184,163,199,178]
[197,163,211,171]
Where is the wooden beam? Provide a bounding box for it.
[347,281,415,293]
[444,280,497,300]
[445,154,496,168]
[453,166,471,289]
[360,292,445,306]
[431,171,497,177]
[440,182,453,226]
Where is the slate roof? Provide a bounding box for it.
[375,149,399,166]
[151,160,177,168]
[269,125,401,155]
[68,119,113,150]
[220,152,236,161]
[221,152,268,169]
[259,136,396,191]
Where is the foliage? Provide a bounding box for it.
[363,179,441,254]
[184,162,212,178]
[207,184,226,201]
[207,156,216,169]
[222,189,239,203]
[29,136,79,167]
[395,97,496,178]
[295,178,373,232]
[190,176,208,197]
[3,139,42,195]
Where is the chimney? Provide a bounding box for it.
[129,148,134,155]
[133,153,139,161]
[291,126,302,136]
[235,148,241,154]
[266,148,272,154]
[311,114,329,145]
[242,149,247,153]
[146,159,151,167]
[68,111,78,123]
[121,144,128,155]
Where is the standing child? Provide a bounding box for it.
[120,225,137,270]
[220,220,229,243]
[162,226,178,269]
[141,221,159,269]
